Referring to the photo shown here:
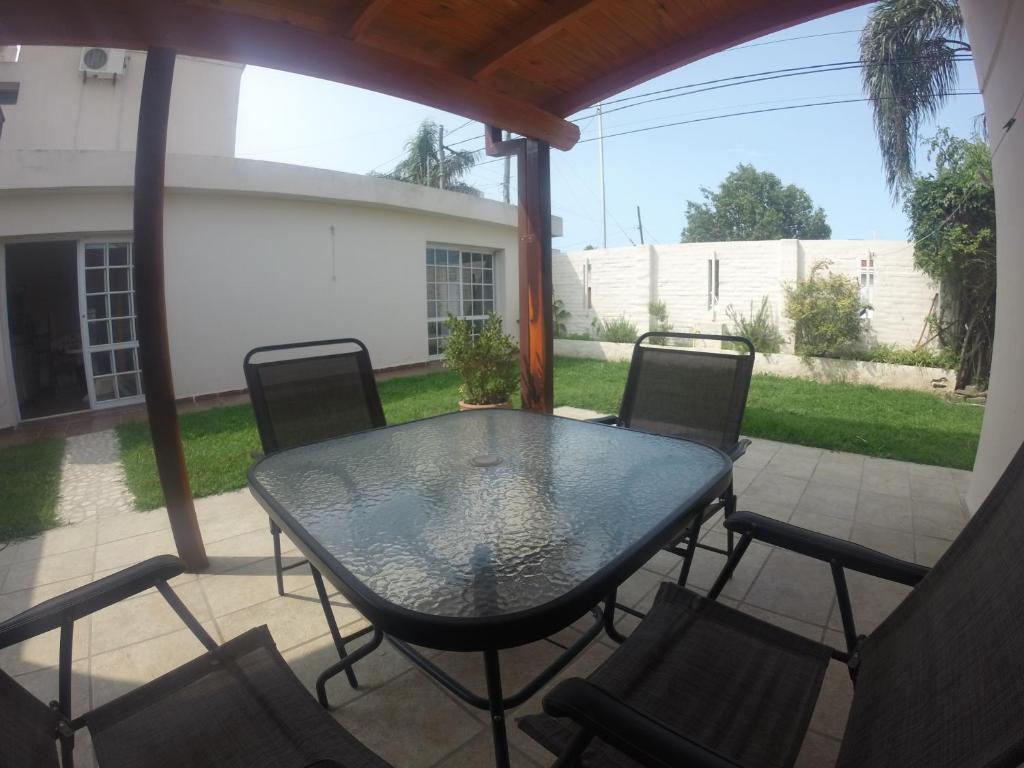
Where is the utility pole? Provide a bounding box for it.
[597,103,606,248]
[502,130,511,203]
[636,205,645,245]
[438,123,445,190]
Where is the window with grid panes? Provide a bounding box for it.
[426,247,496,356]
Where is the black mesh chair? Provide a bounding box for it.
[0,556,392,768]
[244,338,386,596]
[520,442,1024,768]
[244,338,386,690]
[595,331,755,587]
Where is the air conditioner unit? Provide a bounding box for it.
[79,48,126,79]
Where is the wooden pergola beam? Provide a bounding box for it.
[133,47,208,572]
[467,0,604,80]
[485,127,554,413]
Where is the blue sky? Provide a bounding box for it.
[235,4,982,250]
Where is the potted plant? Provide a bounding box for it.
[443,312,519,410]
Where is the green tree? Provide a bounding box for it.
[784,262,865,357]
[906,130,995,388]
[860,0,970,199]
[681,164,831,242]
[373,119,480,195]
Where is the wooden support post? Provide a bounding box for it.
[486,127,553,412]
[134,47,208,571]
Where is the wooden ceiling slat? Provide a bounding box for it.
[347,0,393,40]
[466,0,606,80]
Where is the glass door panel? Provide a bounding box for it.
[79,241,144,408]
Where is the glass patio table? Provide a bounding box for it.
[248,409,732,768]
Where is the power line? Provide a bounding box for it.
[576,92,981,144]
[576,55,973,119]
[731,29,861,50]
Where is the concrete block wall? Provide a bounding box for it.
[554,239,936,349]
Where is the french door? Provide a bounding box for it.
[78,240,144,408]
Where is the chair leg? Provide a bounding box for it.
[675,514,703,587]
[311,568,359,689]
[270,520,285,597]
[724,483,737,558]
[708,532,752,600]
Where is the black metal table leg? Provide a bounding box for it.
[312,568,359,688]
[483,648,511,768]
[603,589,629,644]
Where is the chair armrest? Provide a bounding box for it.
[0,555,186,649]
[726,438,751,462]
[544,678,742,768]
[586,415,619,425]
[724,511,928,586]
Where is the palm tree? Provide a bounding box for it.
[373,119,480,196]
[859,0,970,199]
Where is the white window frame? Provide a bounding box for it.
[707,253,720,311]
[426,245,498,357]
[859,253,875,320]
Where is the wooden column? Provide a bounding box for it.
[134,47,208,570]
[486,127,554,412]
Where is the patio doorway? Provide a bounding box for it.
[4,240,89,419]
[79,240,144,409]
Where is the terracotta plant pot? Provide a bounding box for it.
[458,400,512,412]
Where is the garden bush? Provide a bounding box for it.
[856,343,957,369]
[724,296,785,354]
[599,316,640,343]
[784,261,865,357]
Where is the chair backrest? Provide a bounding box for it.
[618,332,754,455]
[243,338,386,454]
[0,668,60,768]
[836,442,1024,768]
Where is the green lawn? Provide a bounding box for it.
[116,356,983,511]
[0,438,65,540]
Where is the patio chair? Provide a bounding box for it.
[519,442,1024,768]
[244,337,386,689]
[593,331,755,587]
[0,555,391,768]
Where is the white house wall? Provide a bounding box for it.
[0,46,242,157]
[0,151,535,428]
[555,240,935,348]
[962,0,1024,511]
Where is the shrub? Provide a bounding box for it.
[858,343,958,369]
[553,297,571,338]
[598,316,640,343]
[443,313,519,405]
[724,296,785,354]
[784,261,865,357]
[648,301,673,345]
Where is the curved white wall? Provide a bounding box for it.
[0,152,540,427]
[962,0,1024,510]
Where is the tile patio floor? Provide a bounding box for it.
[0,431,971,767]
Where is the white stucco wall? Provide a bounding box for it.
[0,151,542,428]
[962,0,1024,511]
[0,46,242,157]
[554,240,936,348]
